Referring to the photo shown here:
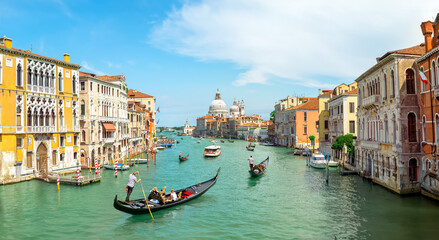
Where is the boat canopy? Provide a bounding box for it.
[205,145,221,150]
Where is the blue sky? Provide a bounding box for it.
[1,0,439,126]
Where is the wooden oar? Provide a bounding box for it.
[139,175,154,221]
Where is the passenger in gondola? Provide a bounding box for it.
[166,189,178,202]
[248,156,254,170]
[148,187,165,204]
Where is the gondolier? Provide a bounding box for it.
[126,171,141,202]
[248,156,254,169]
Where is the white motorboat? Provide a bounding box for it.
[309,153,327,169]
[204,145,221,157]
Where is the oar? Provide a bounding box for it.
[139,174,154,221]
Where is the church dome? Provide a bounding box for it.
[208,89,228,117]
[230,99,239,115]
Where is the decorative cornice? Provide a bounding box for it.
[416,46,439,63]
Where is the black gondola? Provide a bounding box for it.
[114,168,220,215]
[228,139,234,143]
[246,146,255,151]
[179,154,189,161]
[249,157,269,177]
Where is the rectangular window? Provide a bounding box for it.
[304,125,307,135]
[349,102,355,113]
[349,121,355,133]
[90,82,93,91]
[341,104,343,113]
[60,153,64,162]
[304,112,307,122]
[324,120,328,129]
[60,136,65,147]
[52,151,57,165]
[324,102,328,110]
[325,134,329,140]
[27,152,33,168]
[74,136,78,146]
[58,72,63,92]
[80,81,85,91]
[16,138,23,148]
[67,135,71,143]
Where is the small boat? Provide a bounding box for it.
[127,159,148,164]
[220,140,225,143]
[179,154,189,161]
[310,153,327,169]
[113,168,220,215]
[293,150,302,155]
[159,144,166,147]
[246,146,255,151]
[249,157,269,177]
[156,146,165,151]
[196,140,201,143]
[204,145,221,157]
[176,141,180,144]
[104,163,130,171]
[228,139,234,143]
[166,144,173,148]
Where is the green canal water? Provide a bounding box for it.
[1,136,439,239]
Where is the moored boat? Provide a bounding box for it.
[204,145,221,157]
[246,146,255,151]
[309,153,327,169]
[113,168,220,215]
[104,163,130,171]
[127,159,148,164]
[228,139,234,143]
[249,157,269,177]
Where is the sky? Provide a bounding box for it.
[1,0,439,126]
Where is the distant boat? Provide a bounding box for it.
[179,154,189,161]
[246,146,255,151]
[310,153,327,169]
[249,157,269,177]
[197,140,201,143]
[127,159,148,164]
[228,139,234,143]
[220,140,225,143]
[156,146,165,151]
[293,150,302,155]
[204,145,221,157]
[104,163,130,171]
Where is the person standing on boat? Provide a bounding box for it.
[248,156,254,170]
[125,171,141,202]
[179,152,182,157]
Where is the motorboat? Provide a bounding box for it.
[204,145,221,157]
[309,153,327,169]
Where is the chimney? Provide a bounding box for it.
[0,36,12,48]
[64,53,70,62]
[318,89,321,95]
[421,21,434,52]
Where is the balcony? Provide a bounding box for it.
[27,84,55,95]
[122,134,130,139]
[74,126,80,132]
[80,115,86,121]
[28,126,56,133]
[60,126,67,132]
[103,137,115,144]
[99,116,117,122]
[130,137,142,142]
[91,115,97,121]
[361,95,380,108]
[359,140,380,150]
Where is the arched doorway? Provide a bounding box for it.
[108,148,113,163]
[37,143,48,177]
[409,158,417,181]
[80,151,86,166]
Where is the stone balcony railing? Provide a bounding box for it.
[99,116,117,122]
[74,126,80,132]
[103,137,115,144]
[80,115,86,121]
[27,84,55,95]
[28,126,56,133]
[60,126,67,132]
[361,95,380,108]
[122,134,130,139]
[91,115,97,121]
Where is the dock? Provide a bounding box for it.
[37,175,101,186]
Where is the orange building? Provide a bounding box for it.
[286,99,319,149]
[417,14,439,200]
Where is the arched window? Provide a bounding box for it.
[391,70,395,97]
[58,72,63,92]
[383,74,387,99]
[406,69,415,94]
[433,61,437,86]
[73,75,77,94]
[384,115,389,143]
[393,114,397,144]
[16,63,22,86]
[27,67,32,85]
[409,158,417,181]
[50,73,55,88]
[408,113,417,142]
[38,70,43,87]
[422,115,426,142]
[27,108,32,126]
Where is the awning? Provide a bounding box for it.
[102,122,116,132]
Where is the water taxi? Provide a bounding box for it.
[204,145,221,157]
[309,153,327,169]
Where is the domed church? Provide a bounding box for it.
[208,89,229,117]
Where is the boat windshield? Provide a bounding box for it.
[313,156,326,160]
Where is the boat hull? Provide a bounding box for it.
[249,157,269,177]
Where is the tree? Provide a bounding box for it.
[331,134,355,156]
[309,135,316,152]
[270,110,275,121]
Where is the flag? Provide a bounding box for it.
[157,107,160,113]
[418,65,428,85]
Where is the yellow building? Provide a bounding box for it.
[317,89,331,154]
[128,89,156,148]
[0,36,80,184]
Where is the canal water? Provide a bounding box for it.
[1,135,439,239]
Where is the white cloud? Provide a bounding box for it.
[150,0,439,87]
[81,61,106,75]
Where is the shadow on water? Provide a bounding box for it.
[248,175,264,187]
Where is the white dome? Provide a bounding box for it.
[208,89,228,117]
[230,104,239,113]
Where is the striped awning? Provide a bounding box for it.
[102,122,116,132]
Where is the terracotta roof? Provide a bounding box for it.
[0,46,80,68]
[289,99,319,110]
[238,123,259,127]
[128,89,154,98]
[200,115,214,119]
[344,88,358,95]
[95,75,124,82]
[319,90,331,97]
[79,71,96,77]
[378,43,426,61]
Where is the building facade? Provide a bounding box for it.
[355,44,425,194]
[78,72,129,166]
[317,90,331,154]
[0,36,80,183]
[286,99,319,149]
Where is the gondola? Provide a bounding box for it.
[228,139,234,143]
[220,140,225,143]
[179,154,189,161]
[249,157,269,177]
[246,146,255,151]
[113,168,220,215]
